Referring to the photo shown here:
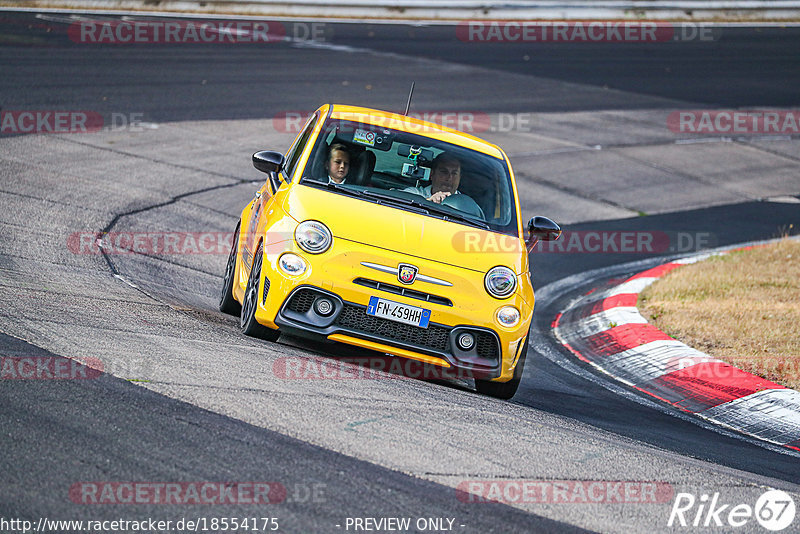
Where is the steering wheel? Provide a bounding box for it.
[442,193,485,219]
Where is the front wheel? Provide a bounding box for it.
[475,334,528,400]
[219,224,242,315]
[240,242,280,342]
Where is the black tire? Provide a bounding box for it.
[475,333,528,400]
[240,242,280,341]
[219,224,242,315]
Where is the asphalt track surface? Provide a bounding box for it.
[2,15,800,119]
[1,11,800,534]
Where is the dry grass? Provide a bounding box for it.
[639,238,800,390]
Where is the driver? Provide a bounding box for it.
[403,152,461,203]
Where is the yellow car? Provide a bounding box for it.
[219,104,561,399]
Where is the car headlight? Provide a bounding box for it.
[278,253,307,275]
[496,306,520,327]
[484,266,517,299]
[294,220,332,254]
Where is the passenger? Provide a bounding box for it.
[404,152,462,203]
[325,143,350,184]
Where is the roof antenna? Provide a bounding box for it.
[403,82,415,115]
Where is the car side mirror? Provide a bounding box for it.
[253,150,285,174]
[253,150,285,194]
[526,216,562,253]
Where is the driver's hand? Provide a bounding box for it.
[427,191,451,203]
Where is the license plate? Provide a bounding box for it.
[366,296,431,328]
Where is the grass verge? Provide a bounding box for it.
[639,237,800,390]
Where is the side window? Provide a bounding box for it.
[283,113,319,181]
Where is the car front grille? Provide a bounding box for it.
[287,289,316,313]
[335,303,451,352]
[475,331,499,360]
[284,288,499,361]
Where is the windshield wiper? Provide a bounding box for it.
[304,181,431,215]
[307,180,428,214]
[303,179,365,197]
[416,203,490,229]
[328,189,434,216]
[364,190,489,229]
[359,190,430,210]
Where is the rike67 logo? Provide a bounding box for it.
[669,489,796,531]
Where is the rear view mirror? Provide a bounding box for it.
[397,144,434,163]
[526,216,562,253]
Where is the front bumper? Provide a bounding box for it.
[274,285,505,379]
[253,239,532,381]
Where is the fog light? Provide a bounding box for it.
[497,306,520,327]
[314,297,334,317]
[278,253,307,275]
[457,332,475,351]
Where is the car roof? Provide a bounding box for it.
[327,104,505,159]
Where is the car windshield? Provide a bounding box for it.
[298,118,519,236]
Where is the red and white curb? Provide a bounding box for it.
[552,252,800,452]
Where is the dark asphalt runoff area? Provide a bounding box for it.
[1,10,799,533]
[0,333,579,533]
[1,14,799,120]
